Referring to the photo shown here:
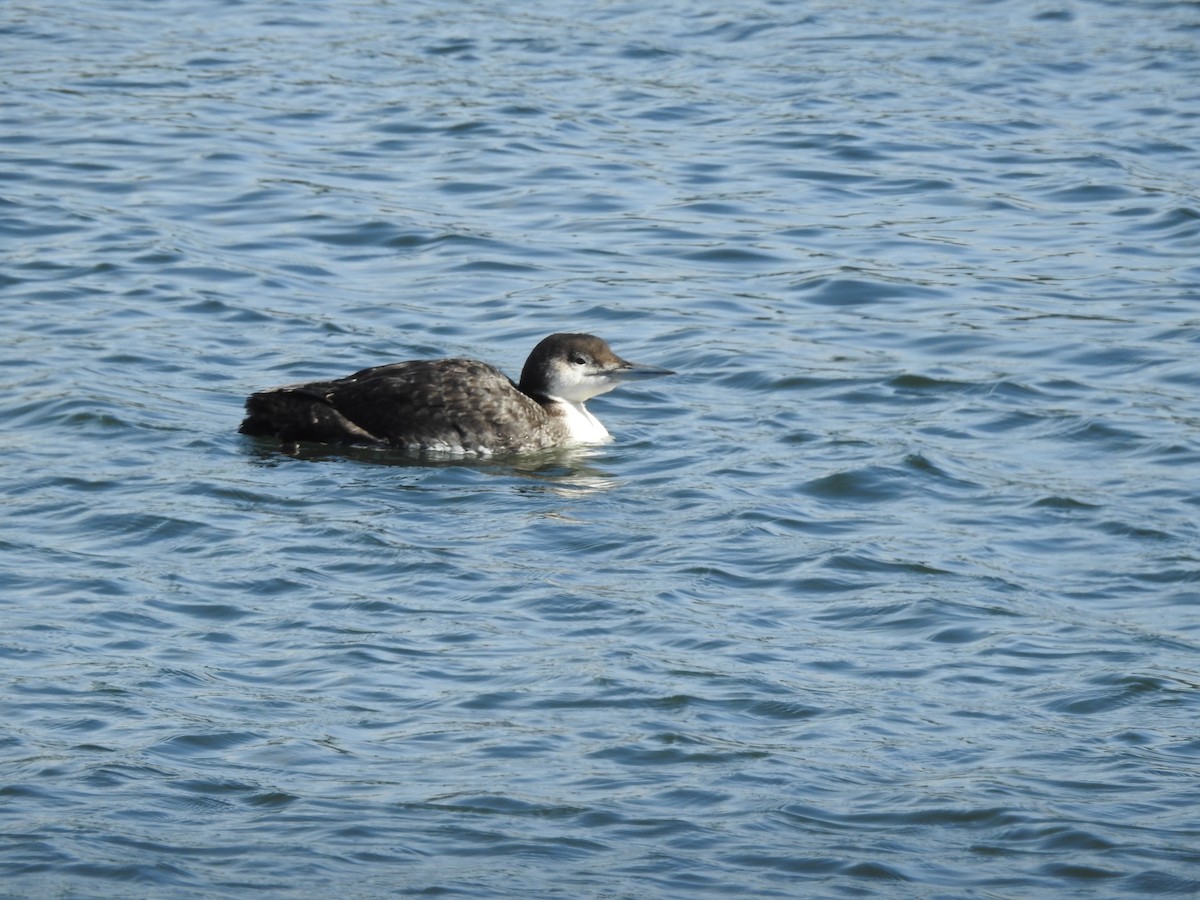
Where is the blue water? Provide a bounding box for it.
[3,0,1200,896]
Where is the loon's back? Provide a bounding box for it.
[240,358,566,455]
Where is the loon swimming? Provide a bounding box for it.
[239,333,674,455]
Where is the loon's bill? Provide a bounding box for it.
[239,333,674,456]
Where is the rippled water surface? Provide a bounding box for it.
[3,0,1200,896]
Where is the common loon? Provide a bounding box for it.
[239,333,674,455]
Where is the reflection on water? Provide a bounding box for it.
[249,439,619,487]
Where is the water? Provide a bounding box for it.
[3,0,1199,896]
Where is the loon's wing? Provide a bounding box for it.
[240,375,382,445]
[241,359,549,452]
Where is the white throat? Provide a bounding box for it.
[549,398,611,444]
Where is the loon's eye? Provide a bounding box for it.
[571,355,587,366]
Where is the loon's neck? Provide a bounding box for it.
[542,396,611,444]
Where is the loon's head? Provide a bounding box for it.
[519,333,674,403]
